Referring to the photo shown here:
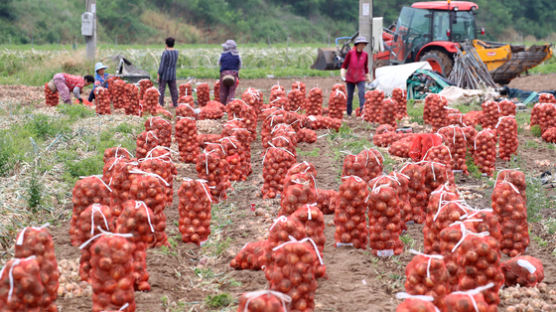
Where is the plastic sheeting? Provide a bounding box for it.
[372,62,432,96]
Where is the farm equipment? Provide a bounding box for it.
[313,1,553,85]
[112,55,151,83]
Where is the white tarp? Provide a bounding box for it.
[439,86,499,106]
[373,62,432,96]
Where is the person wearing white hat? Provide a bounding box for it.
[341,36,372,116]
[88,62,111,102]
[218,39,242,104]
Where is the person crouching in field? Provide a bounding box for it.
[219,39,242,105]
[340,36,372,116]
[48,73,94,104]
[157,37,179,107]
[88,62,110,102]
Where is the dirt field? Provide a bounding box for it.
[508,73,556,92]
[1,76,556,311]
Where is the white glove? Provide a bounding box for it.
[340,68,347,82]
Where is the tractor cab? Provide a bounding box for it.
[378,1,479,75]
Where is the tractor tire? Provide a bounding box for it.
[420,50,454,77]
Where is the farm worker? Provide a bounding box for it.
[341,36,372,116]
[88,62,110,102]
[157,37,179,107]
[218,39,242,105]
[48,73,94,104]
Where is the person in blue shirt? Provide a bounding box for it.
[218,39,242,104]
[88,62,110,102]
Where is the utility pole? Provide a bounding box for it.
[84,0,97,60]
[359,0,373,79]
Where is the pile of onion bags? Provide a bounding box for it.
[71,176,112,246]
[328,88,347,120]
[362,90,384,123]
[143,87,160,115]
[196,148,231,202]
[145,117,172,148]
[176,103,196,119]
[270,84,286,103]
[110,79,126,110]
[480,100,500,129]
[368,177,403,256]
[496,116,518,161]
[138,79,153,101]
[496,169,526,202]
[237,290,292,312]
[279,173,317,217]
[400,163,427,224]
[423,144,455,183]
[199,100,226,120]
[85,233,136,312]
[230,241,268,271]
[419,161,450,206]
[501,256,544,287]
[175,117,199,163]
[196,83,210,107]
[104,158,138,218]
[265,239,323,312]
[135,131,160,160]
[391,171,412,225]
[138,154,175,208]
[0,256,46,311]
[261,146,296,199]
[129,169,170,247]
[334,176,369,249]
[438,126,468,174]
[177,179,212,245]
[425,198,469,255]
[261,112,287,148]
[103,147,132,164]
[473,129,497,176]
[302,115,341,131]
[115,200,156,291]
[219,136,249,181]
[14,225,59,311]
[296,128,317,143]
[491,179,529,257]
[388,135,415,158]
[94,86,111,115]
[404,251,449,309]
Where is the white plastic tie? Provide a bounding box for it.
[135,201,155,232]
[91,204,110,235]
[16,223,50,246]
[517,259,537,274]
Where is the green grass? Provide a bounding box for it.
[204,293,233,309]
[526,176,554,222]
[530,55,556,75]
[407,100,424,125]
[530,125,542,137]
[177,67,338,80]
[57,104,95,121]
[466,155,482,179]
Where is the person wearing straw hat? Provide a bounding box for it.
[48,73,94,104]
[341,36,372,116]
[218,39,242,105]
[88,62,111,102]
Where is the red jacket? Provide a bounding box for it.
[62,74,85,90]
[341,48,369,83]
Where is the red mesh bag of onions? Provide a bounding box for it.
[305,87,323,116]
[328,88,347,120]
[501,256,544,287]
[94,86,111,115]
[179,83,193,99]
[227,99,258,140]
[367,177,403,256]
[438,126,468,174]
[129,169,170,247]
[495,116,518,161]
[175,117,199,163]
[70,175,112,246]
[79,232,136,312]
[341,149,383,183]
[138,79,153,101]
[316,189,338,215]
[145,117,172,147]
[491,179,529,257]
[334,176,369,249]
[0,256,47,312]
[238,290,292,312]
[14,225,59,311]
[498,99,516,117]
[404,250,449,309]
[443,283,496,312]
[103,147,132,164]
[262,146,297,199]
[378,98,398,127]
[480,100,500,129]
[424,94,449,131]
[279,173,317,217]
[45,83,59,107]
[419,161,450,205]
[124,83,141,116]
[400,163,427,224]
[177,179,212,246]
[265,238,323,312]
[362,90,384,123]
[287,89,304,112]
[395,293,440,312]
[115,200,156,291]
[242,88,263,116]
[136,131,160,160]
[423,144,455,183]
[196,83,210,107]
[392,88,408,119]
[230,240,268,271]
[196,149,231,203]
[143,87,160,115]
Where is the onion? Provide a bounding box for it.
[44,83,59,106]
[438,126,468,173]
[306,88,323,116]
[404,252,449,309]
[501,256,544,287]
[138,79,153,101]
[334,176,369,249]
[196,149,231,203]
[286,89,304,112]
[230,241,268,271]
[175,117,199,163]
[94,86,111,115]
[238,290,291,312]
[496,116,518,161]
[196,83,210,107]
[424,94,449,131]
[480,100,500,129]
[142,87,160,116]
[367,178,403,256]
[392,88,408,119]
[262,147,296,199]
[472,129,497,176]
[400,163,427,224]
[178,179,212,246]
[0,256,45,311]
[328,85,347,120]
[362,90,384,123]
[242,88,263,117]
[179,83,193,99]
